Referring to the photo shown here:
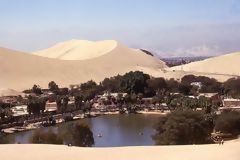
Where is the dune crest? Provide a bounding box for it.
[34,40,118,60]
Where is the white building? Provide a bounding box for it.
[11,105,28,117]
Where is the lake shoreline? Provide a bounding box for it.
[1,110,167,135]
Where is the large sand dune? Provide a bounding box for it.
[169,52,240,76]
[0,41,167,90]
[1,40,239,91]
[34,40,119,60]
[0,139,240,160]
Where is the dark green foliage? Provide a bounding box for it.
[30,123,94,146]
[197,76,221,93]
[80,80,103,101]
[0,107,12,120]
[181,75,197,84]
[64,123,94,147]
[30,129,63,144]
[166,78,179,92]
[80,80,97,90]
[178,83,192,95]
[153,110,213,145]
[147,77,167,94]
[59,88,69,95]
[27,96,47,115]
[74,95,83,109]
[0,133,9,144]
[120,71,150,94]
[55,95,69,113]
[48,81,59,94]
[223,78,240,98]
[32,84,42,95]
[181,75,221,93]
[101,76,121,92]
[215,111,240,135]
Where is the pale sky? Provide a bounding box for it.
[0,0,240,57]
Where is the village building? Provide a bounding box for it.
[190,82,203,89]
[92,92,127,112]
[11,105,28,117]
[220,98,240,111]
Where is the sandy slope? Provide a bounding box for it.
[0,139,240,160]
[0,88,24,97]
[34,40,118,60]
[169,52,240,76]
[0,41,167,90]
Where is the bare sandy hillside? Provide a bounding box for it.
[169,52,240,76]
[0,41,167,90]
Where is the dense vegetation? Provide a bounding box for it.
[153,110,213,145]
[31,129,63,144]
[31,123,94,147]
[215,111,240,136]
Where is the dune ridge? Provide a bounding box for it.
[169,52,240,76]
[34,40,119,60]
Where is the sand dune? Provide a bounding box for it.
[1,40,239,91]
[0,41,167,90]
[0,139,240,160]
[169,52,240,76]
[34,40,118,60]
[0,88,24,97]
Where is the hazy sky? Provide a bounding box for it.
[0,0,240,57]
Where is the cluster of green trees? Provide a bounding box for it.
[0,103,12,119]
[223,78,240,98]
[30,123,94,147]
[153,110,214,145]
[153,108,240,145]
[215,110,240,136]
[27,96,47,115]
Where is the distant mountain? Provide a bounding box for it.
[162,56,211,67]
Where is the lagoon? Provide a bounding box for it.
[7,114,161,147]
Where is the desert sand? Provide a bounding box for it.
[168,52,240,76]
[0,40,239,91]
[0,139,239,160]
[0,41,167,90]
